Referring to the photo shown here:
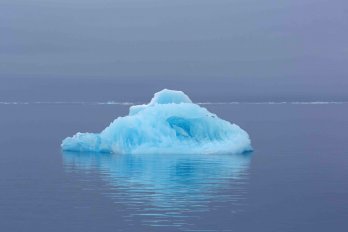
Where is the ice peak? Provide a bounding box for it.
[149,89,192,105]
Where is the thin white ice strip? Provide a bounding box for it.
[0,101,347,105]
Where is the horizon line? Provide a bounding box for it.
[0,101,347,105]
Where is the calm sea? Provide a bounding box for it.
[0,101,347,231]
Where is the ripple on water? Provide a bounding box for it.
[63,152,252,229]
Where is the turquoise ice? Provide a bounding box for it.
[61,89,252,154]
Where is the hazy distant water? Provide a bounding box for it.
[1,0,348,102]
[0,102,347,231]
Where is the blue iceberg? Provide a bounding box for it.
[61,89,252,154]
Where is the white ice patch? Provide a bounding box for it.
[61,89,252,154]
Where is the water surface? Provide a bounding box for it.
[0,102,347,231]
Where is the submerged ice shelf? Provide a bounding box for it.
[61,89,252,154]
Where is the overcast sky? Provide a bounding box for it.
[1,0,347,101]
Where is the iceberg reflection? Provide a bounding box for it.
[63,152,252,227]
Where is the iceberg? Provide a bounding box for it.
[61,89,252,154]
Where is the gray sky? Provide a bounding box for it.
[1,0,347,101]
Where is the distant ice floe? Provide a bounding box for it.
[61,89,252,154]
[0,101,346,105]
